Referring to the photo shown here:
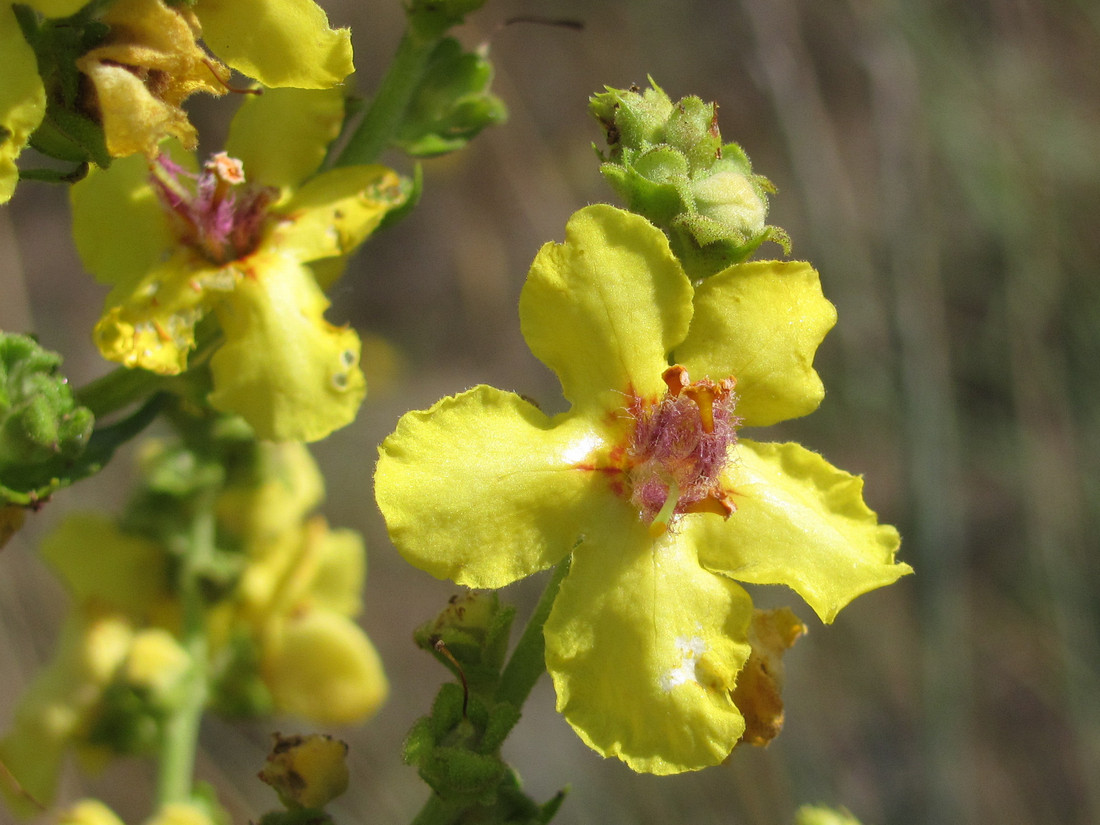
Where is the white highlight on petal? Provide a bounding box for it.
[559,430,603,465]
[659,635,708,692]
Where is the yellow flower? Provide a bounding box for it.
[1,0,352,203]
[235,516,388,724]
[71,87,406,441]
[75,0,233,159]
[375,205,910,773]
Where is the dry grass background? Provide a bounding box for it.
[2,0,1100,823]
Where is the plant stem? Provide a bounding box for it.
[407,561,571,825]
[494,559,570,710]
[75,365,172,419]
[409,794,462,825]
[155,500,214,806]
[334,22,439,167]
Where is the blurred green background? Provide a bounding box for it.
[2,0,1099,823]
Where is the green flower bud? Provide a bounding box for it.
[395,38,507,158]
[0,333,94,504]
[590,79,790,279]
[407,0,489,37]
[414,591,516,693]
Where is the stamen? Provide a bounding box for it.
[684,384,715,433]
[662,365,689,397]
[648,478,681,538]
[684,492,735,518]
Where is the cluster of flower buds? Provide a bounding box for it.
[590,79,790,279]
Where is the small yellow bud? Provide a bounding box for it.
[258,732,349,810]
[58,799,126,825]
[124,629,191,697]
[144,802,218,825]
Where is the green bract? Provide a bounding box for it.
[71,87,407,442]
[376,205,909,774]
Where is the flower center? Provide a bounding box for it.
[150,152,278,265]
[624,365,740,536]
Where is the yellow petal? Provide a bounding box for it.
[93,254,233,375]
[225,86,347,190]
[207,251,365,442]
[196,0,353,89]
[76,0,231,157]
[71,153,177,289]
[266,165,405,265]
[0,15,46,204]
[546,526,754,774]
[41,514,167,618]
[519,205,693,413]
[263,611,387,725]
[375,386,625,589]
[58,799,126,825]
[696,440,910,623]
[675,260,836,427]
[258,733,349,810]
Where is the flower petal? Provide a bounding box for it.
[41,514,167,618]
[196,0,353,90]
[519,205,693,412]
[71,153,176,288]
[0,15,46,204]
[697,440,910,623]
[267,165,405,267]
[545,527,753,774]
[75,0,230,158]
[93,253,231,375]
[263,611,387,725]
[207,251,365,442]
[375,386,625,589]
[225,86,346,190]
[675,261,836,427]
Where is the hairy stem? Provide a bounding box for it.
[155,499,214,806]
[334,23,439,167]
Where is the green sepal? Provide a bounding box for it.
[414,591,517,694]
[394,37,507,158]
[0,332,97,505]
[418,744,507,806]
[14,2,112,172]
[84,681,165,756]
[478,699,521,753]
[477,773,568,825]
[404,625,564,820]
[407,0,489,38]
[206,631,275,718]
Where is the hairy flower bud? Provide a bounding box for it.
[591,79,789,278]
